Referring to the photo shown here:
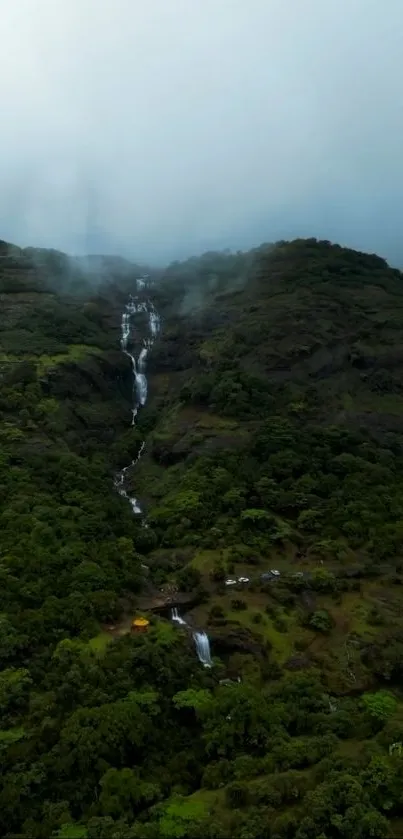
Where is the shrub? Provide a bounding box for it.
[309,610,333,634]
[231,599,247,611]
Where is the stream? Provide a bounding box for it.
[115,280,213,667]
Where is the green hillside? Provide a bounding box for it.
[2,237,403,837]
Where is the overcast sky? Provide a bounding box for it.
[1,0,402,264]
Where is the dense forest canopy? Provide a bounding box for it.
[2,237,403,836]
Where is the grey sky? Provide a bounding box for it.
[1,0,402,263]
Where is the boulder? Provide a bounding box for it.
[209,622,269,657]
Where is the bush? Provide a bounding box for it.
[363,690,398,722]
[225,781,250,808]
[309,610,333,634]
[273,617,287,632]
[209,605,225,622]
[210,561,226,582]
[176,566,202,591]
[231,599,247,611]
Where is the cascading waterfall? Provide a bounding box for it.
[120,297,158,423]
[171,607,186,625]
[114,442,145,514]
[193,631,213,668]
[114,278,160,514]
[170,608,213,667]
[116,283,213,667]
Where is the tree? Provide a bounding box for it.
[98,768,160,819]
[0,667,32,721]
[225,781,250,808]
[363,691,398,723]
[309,610,333,634]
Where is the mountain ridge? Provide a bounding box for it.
[1,236,403,837]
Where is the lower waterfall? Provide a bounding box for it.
[193,631,213,668]
[171,608,213,667]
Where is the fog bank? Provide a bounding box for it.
[1,0,402,264]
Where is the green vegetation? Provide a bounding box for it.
[87,631,113,655]
[3,236,403,836]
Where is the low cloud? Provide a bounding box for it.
[1,0,402,263]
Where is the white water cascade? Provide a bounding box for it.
[193,631,213,668]
[170,608,213,667]
[171,607,187,626]
[114,279,160,515]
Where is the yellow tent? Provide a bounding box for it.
[131,617,149,632]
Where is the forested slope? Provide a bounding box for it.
[2,237,403,837]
